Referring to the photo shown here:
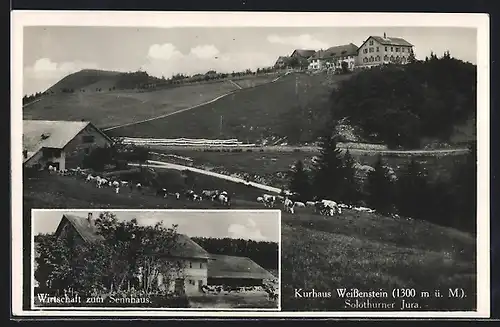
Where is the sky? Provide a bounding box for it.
[32,210,280,243]
[22,26,477,96]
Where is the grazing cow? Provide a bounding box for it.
[262,194,276,208]
[86,174,95,182]
[156,188,168,198]
[218,193,230,206]
[112,180,120,188]
[316,200,340,216]
[294,201,306,208]
[201,190,219,201]
[193,194,202,202]
[256,196,264,203]
[174,192,180,200]
[185,190,197,201]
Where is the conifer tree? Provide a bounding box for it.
[396,157,429,220]
[289,160,310,201]
[311,131,346,200]
[366,155,394,214]
[340,149,360,205]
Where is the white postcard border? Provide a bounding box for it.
[11,11,490,318]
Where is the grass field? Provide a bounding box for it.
[107,72,352,141]
[24,172,476,311]
[23,80,240,129]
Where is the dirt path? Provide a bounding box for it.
[129,160,282,194]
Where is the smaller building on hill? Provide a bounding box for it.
[23,120,113,171]
[274,56,290,69]
[207,254,275,287]
[308,43,359,71]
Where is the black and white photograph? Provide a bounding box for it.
[31,209,280,310]
[12,12,490,318]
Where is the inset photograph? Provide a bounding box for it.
[31,209,280,310]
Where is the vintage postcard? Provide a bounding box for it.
[31,209,280,311]
[11,11,490,318]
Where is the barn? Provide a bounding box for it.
[23,120,113,171]
[207,254,275,287]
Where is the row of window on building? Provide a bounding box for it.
[363,46,410,54]
[362,55,408,63]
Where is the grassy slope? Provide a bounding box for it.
[25,174,476,311]
[107,72,352,140]
[24,81,240,129]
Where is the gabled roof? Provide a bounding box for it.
[56,214,105,243]
[207,254,275,280]
[23,120,113,163]
[54,214,210,259]
[359,36,413,51]
[291,49,316,58]
[275,56,289,62]
[310,43,359,60]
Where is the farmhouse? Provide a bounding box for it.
[308,43,359,71]
[49,213,274,295]
[23,120,113,171]
[356,33,414,68]
[274,56,290,69]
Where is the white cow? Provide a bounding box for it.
[256,196,264,203]
[218,193,230,206]
[86,174,95,182]
[294,201,306,208]
[262,194,276,208]
[306,201,316,207]
[112,181,120,188]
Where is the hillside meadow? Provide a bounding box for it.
[24,171,476,311]
[23,80,240,129]
[107,72,352,141]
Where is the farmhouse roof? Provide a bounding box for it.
[311,43,359,60]
[54,214,209,259]
[359,36,413,50]
[207,254,275,280]
[291,49,316,58]
[22,120,113,163]
[56,214,106,243]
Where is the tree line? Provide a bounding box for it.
[190,237,279,271]
[288,132,476,234]
[328,51,476,149]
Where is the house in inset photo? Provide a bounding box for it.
[33,210,280,309]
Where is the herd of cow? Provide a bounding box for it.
[46,165,375,215]
[256,193,346,216]
[200,284,278,301]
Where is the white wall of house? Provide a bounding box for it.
[157,258,209,295]
[357,37,413,68]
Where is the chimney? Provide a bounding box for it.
[383,32,387,38]
[23,150,27,159]
[87,212,93,223]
